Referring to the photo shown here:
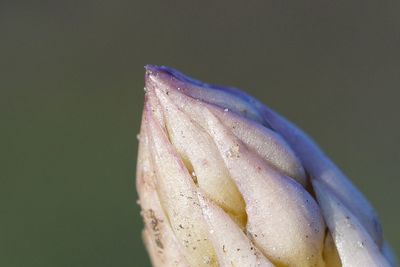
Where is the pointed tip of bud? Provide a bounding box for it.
[145,64,205,87]
[143,64,269,126]
[144,64,206,92]
[144,64,236,92]
[144,65,189,99]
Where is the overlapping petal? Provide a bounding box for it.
[136,65,397,267]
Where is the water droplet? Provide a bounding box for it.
[224,108,229,112]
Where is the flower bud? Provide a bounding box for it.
[136,65,397,267]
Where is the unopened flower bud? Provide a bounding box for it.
[136,65,397,267]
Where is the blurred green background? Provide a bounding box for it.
[1,1,399,266]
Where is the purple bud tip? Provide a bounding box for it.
[144,65,271,127]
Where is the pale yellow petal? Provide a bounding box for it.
[136,122,189,267]
[154,88,246,226]
[144,102,217,267]
[198,192,275,267]
[313,179,390,267]
[185,107,325,267]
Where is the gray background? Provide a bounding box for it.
[1,1,399,266]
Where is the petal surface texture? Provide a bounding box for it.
[135,65,395,267]
[198,192,275,267]
[313,179,390,267]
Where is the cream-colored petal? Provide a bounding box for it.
[198,192,275,267]
[211,107,306,186]
[259,105,384,247]
[313,179,390,267]
[181,106,325,267]
[136,122,189,267]
[143,229,165,267]
[144,102,217,267]
[152,78,307,188]
[154,88,246,226]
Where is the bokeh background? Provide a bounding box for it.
[1,1,399,266]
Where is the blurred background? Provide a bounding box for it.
[1,1,399,266]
